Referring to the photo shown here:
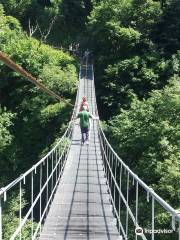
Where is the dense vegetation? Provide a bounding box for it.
[86,0,180,238]
[0,2,78,238]
[0,0,95,46]
[0,0,179,239]
[86,0,180,237]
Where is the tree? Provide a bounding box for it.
[0,3,78,179]
[87,0,164,117]
[107,78,180,206]
[0,107,15,187]
[0,5,78,236]
[152,0,180,56]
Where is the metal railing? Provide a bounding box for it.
[0,66,80,240]
[98,122,180,240]
[0,123,72,240]
[90,64,180,240]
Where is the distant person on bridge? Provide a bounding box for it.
[79,96,89,112]
[74,105,98,145]
[84,49,90,64]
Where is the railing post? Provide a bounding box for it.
[152,197,155,240]
[107,150,110,183]
[39,164,42,232]
[101,135,105,168]
[119,163,122,232]
[19,181,22,240]
[104,143,107,176]
[114,157,117,205]
[51,153,53,203]
[55,149,57,183]
[0,196,2,240]
[110,153,113,190]
[59,145,62,177]
[125,172,129,237]
[31,171,34,239]
[135,181,139,240]
[46,157,49,217]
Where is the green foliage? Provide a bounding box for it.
[87,0,179,118]
[0,0,32,19]
[101,50,180,115]
[0,4,78,238]
[87,11,180,204]
[107,78,180,206]
[106,77,180,239]
[0,108,15,152]
[40,63,77,97]
[152,0,180,56]
[0,4,78,180]
[0,0,93,46]
[88,0,161,53]
[0,108,15,184]
[2,190,36,240]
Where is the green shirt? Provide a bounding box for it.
[78,110,91,128]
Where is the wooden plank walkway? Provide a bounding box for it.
[39,65,121,240]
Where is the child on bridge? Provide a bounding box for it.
[74,105,98,145]
[79,96,89,112]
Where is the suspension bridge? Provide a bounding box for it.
[0,61,180,240]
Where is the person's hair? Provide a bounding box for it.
[82,96,87,102]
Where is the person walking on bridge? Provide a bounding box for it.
[79,96,89,112]
[84,49,90,63]
[74,105,98,145]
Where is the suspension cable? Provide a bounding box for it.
[0,51,74,106]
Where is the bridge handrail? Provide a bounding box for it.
[0,65,81,240]
[0,120,72,198]
[92,66,180,239]
[0,65,81,198]
[98,124,180,222]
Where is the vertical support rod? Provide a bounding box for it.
[104,143,106,174]
[126,172,129,238]
[39,164,42,231]
[110,153,113,190]
[59,145,61,178]
[62,149,65,169]
[102,136,105,168]
[107,144,110,183]
[31,171,34,239]
[19,181,22,240]
[107,151,111,185]
[105,144,108,176]
[152,197,155,240]
[55,149,57,183]
[57,147,60,179]
[119,163,122,232]
[135,181,139,240]
[51,153,54,199]
[0,197,2,240]
[46,157,49,217]
[114,158,117,205]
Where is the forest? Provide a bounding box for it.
[0,0,179,239]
